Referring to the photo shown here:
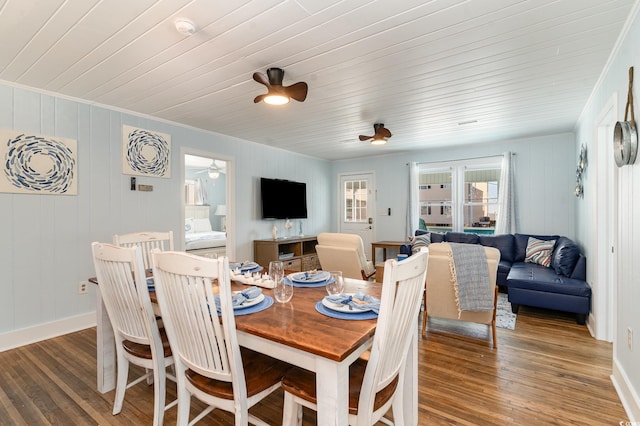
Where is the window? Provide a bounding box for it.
[417,157,501,234]
[344,179,368,223]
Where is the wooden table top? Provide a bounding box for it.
[230,279,379,362]
[371,240,406,246]
[91,273,380,363]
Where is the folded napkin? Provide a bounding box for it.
[215,286,263,309]
[296,271,326,282]
[325,291,380,314]
[283,275,334,287]
[230,261,259,273]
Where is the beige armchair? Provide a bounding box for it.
[422,242,500,348]
[315,232,376,280]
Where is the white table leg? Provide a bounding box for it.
[315,357,350,425]
[96,289,116,393]
[402,328,418,425]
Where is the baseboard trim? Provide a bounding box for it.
[612,358,640,422]
[0,312,96,352]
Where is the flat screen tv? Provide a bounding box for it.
[260,177,308,219]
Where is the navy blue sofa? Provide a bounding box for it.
[401,230,591,324]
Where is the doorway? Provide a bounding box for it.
[183,152,234,261]
[593,94,618,342]
[338,172,376,260]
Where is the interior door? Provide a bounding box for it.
[339,173,375,261]
[183,153,233,259]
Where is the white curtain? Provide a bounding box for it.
[406,162,419,238]
[194,178,207,205]
[495,152,516,234]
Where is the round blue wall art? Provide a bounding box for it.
[122,125,171,178]
[1,130,77,195]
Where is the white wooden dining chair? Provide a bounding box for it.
[151,251,291,426]
[281,249,429,426]
[113,231,174,270]
[90,242,175,426]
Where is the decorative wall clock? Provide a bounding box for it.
[613,66,637,167]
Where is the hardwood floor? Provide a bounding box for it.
[0,306,627,425]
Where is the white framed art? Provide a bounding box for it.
[0,129,77,195]
[122,125,171,178]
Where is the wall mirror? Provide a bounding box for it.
[184,154,228,258]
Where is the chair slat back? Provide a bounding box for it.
[91,242,155,345]
[358,249,428,422]
[113,231,174,270]
[316,232,374,279]
[152,252,243,387]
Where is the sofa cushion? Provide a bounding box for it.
[497,260,512,287]
[498,260,512,276]
[551,237,581,277]
[514,233,559,262]
[410,233,431,253]
[507,263,591,297]
[570,255,587,281]
[478,234,515,263]
[445,232,479,244]
[525,237,556,267]
[428,232,446,243]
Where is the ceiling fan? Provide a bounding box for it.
[193,160,226,179]
[194,165,220,179]
[359,123,392,145]
[253,68,308,105]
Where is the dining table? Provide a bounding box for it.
[90,271,418,425]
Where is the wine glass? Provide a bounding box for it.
[326,271,344,296]
[274,277,294,303]
[269,261,293,303]
[268,260,284,283]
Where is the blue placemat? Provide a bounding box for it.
[229,295,274,316]
[314,301,378,320]
[284,276,333,288]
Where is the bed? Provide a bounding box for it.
[185,205,227,257]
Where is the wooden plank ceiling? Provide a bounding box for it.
[0,0,636,160]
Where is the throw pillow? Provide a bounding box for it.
[551,237,581,276]
[185,218,194,233]
[411,233,431,254]
[192,218,212,233]
[525,237,556,267]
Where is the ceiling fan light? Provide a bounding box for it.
[264,94,290,105]
[370,137,387,146]
[208,166,220,179]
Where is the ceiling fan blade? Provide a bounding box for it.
[285,81,308,102]
[359,135,373,141]
[254,94,267,103]
[378,127,392,138]
[253,72,270,87]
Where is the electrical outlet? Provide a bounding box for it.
[78,281,88,295]
[628,327,633,350]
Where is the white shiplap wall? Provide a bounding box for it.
[0,83,332,347]
[331,132,577,242]
[575,2,640,420]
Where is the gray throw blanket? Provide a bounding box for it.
[449,243,493,314]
